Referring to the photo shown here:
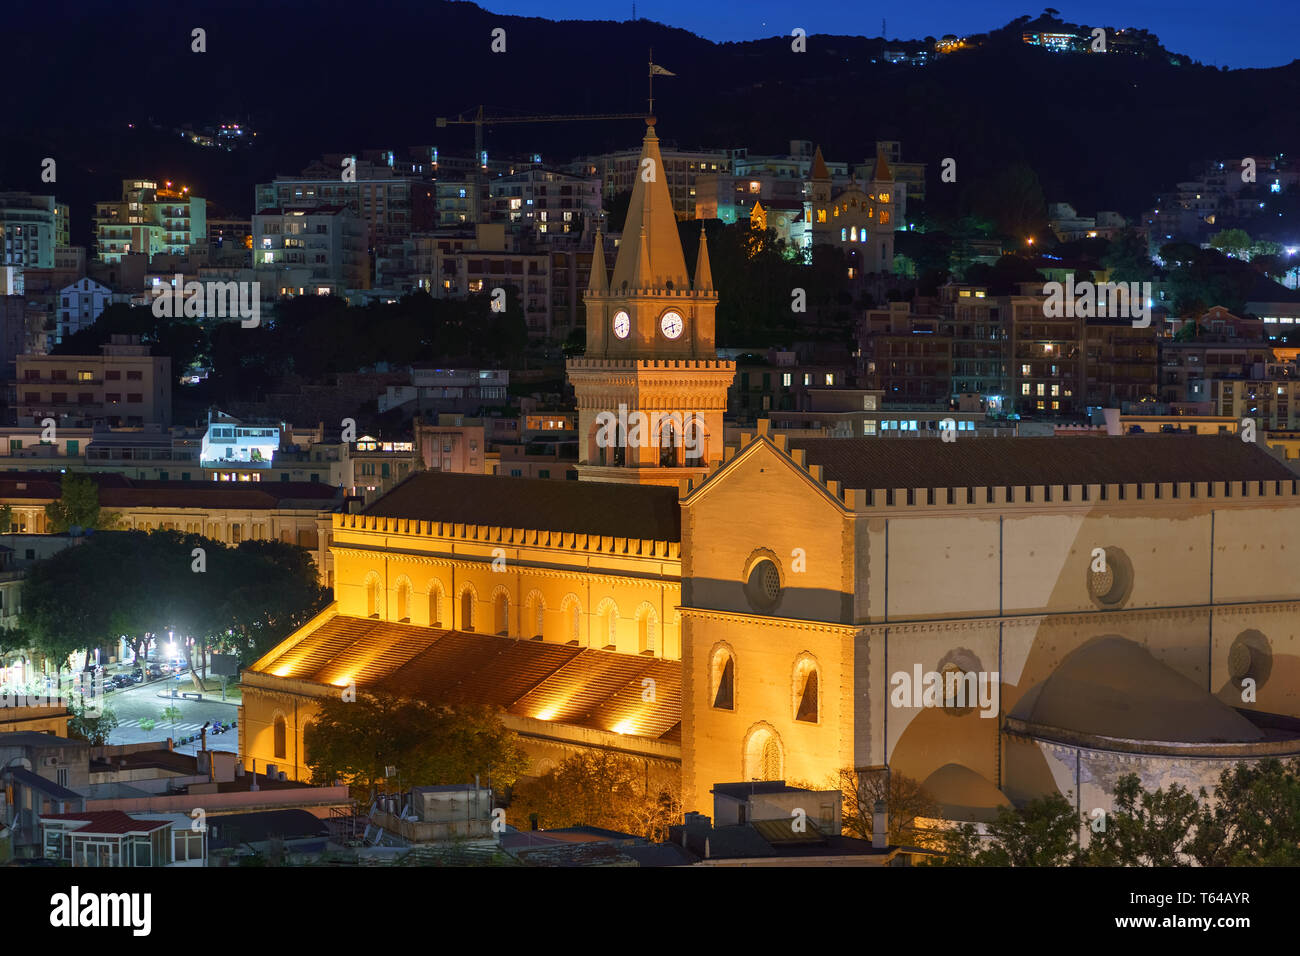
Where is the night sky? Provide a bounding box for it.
[488,1,1300,69]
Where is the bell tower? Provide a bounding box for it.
[568,118,735,486]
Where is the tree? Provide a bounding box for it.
[507,751,680,840]
[1188,758,1300,866]
[1208,228,1252,260]
[1101,229,1155,284]
[305,692,527,799]
[934,792,1078,866]
[824,768,938,846]
[1080,773,1200,866]
[67,700,119,746]
[43,473,118,533]
[0,504,13,534]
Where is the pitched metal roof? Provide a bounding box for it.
[253,615,681,741]
[362,471,681,541]
[41,810,172,834]
[786,435,1298,491]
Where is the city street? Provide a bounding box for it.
[98,671,241,755]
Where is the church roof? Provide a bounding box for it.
[252,615,682,741]
[871,152,894,183]
[609,120,691,292]
[810,146,829,180]
[785,435,1297,491]
[363,471,681,541]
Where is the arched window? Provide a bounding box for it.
[525,591,545,638]
[460,588,475,631]
[744,725,782,782]
[794,655,819,723]
[428,581,444,628]
[562,595,582,645]
[395,578,411,622]
[494,591,509,636]
[659,418,679,467]
[365,574,382,618]
[850,226,857,242]
[683,417,707,462]
[761,738,781,779]
[301,720,314,770]
[711,647,734,710]
[273,715,287,760]
[841,227,847,241]
[637,605,658,655]
[596,599,618,649]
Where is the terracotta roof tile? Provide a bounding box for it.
[253,615,681,740]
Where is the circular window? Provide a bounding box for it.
[1088,565,1116,601]
[937,649,984,717]
[1086,547,1133,609]
[745,557,782,612]
[1228,629,1272,687]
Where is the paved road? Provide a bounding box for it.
[100,674,240,754]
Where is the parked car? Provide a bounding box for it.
[129,669,144,684]
[146,663,164,679]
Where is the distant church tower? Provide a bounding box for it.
[809,145,897,275]
[568,118,736,486]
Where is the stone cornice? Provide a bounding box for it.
[679,606,859,635]
[860,600,1300,636]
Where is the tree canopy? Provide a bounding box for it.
[19,529,328,672]
[304,691,527,799]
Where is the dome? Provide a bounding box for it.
[1011,636,1263,744]
[921,763,1013,823]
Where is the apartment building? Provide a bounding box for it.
[14,335,171,428]
[55,278,114,344]
[487,169,601,240]
[251,205,369,292]
[255,158,435,255]
[583,144,731,220]
[0,193,69,269]
[94,180,206,264]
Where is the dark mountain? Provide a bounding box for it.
[4,0,1299,242]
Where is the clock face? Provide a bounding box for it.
[660,310,684,340]
[612,310,630,339]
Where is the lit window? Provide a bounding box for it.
[782,372,792,387]
[1021,383,1031,395]
[1037,384,1045,396]
[824,373,834,386]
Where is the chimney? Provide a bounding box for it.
[872,800,888,849]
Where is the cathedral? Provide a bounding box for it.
[241,120,1300,838]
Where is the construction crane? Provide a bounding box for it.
[434,106,646,223]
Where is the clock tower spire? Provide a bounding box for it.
[568,118,735,486]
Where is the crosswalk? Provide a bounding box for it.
[117,718,236,742]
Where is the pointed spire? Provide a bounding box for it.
[630,223,652,290]
[694,225,713,292]
[810,145,830,180]
[588,229,608,294]
[872,150,894,183]
[610,119,690,293]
